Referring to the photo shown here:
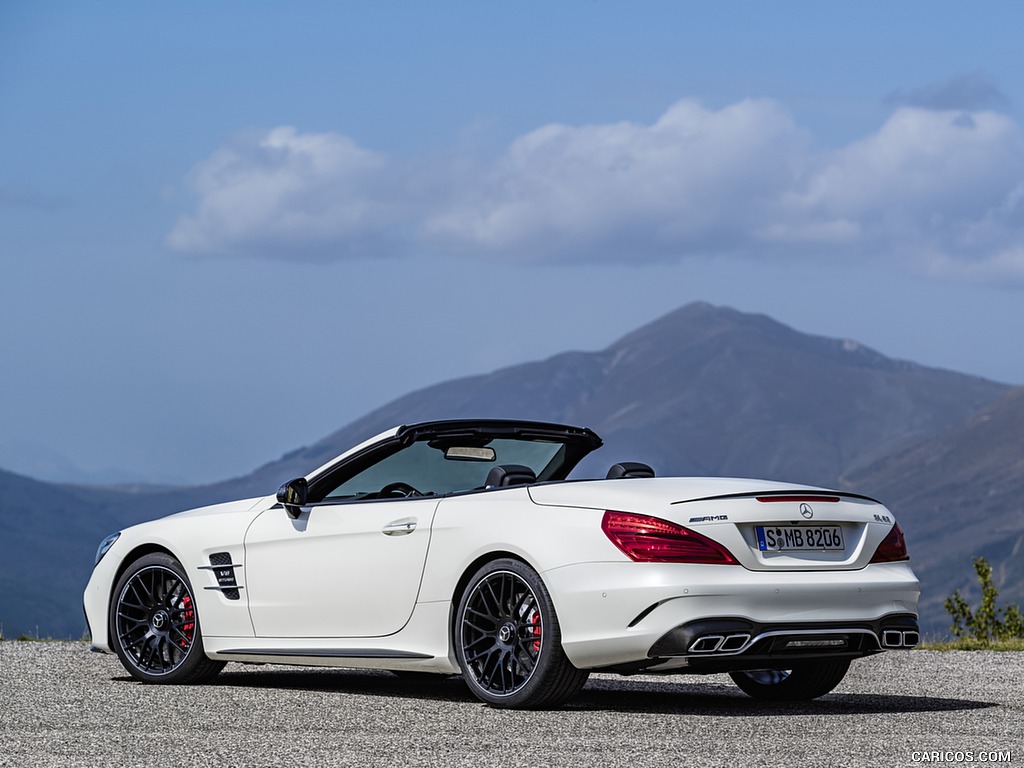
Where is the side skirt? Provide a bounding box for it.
[217,648,431,659]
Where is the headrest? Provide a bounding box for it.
[606,462,655,479]
[485,464,537,488]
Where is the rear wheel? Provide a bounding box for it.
[454,558,589,709]
[110,552,225,684]
[729,659,851,701]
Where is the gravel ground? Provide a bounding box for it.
[0,642,1019,767]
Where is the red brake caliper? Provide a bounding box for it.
[180,595,195,648]
[529,608,541,653]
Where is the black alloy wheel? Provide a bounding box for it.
[110,553,225,684]
[729,659,851,701]
[455,558,588,709]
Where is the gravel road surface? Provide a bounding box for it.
[0,642,1018,767]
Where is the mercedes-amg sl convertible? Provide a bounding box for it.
[84,419,920,708]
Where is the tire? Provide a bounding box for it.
[109,552,225,684]
[454,558,589,709]
[729,659,851,701]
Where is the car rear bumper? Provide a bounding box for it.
[541,560,920,670]
[641,613,918,673]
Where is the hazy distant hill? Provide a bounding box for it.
[0,470,166,638]
[0,302,1015,638]
[843,386,1024,634]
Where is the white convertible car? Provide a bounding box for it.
[85,419,920,708]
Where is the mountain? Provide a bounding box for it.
[226,302,1007,496]
[0,470,171,638]
[843,386,1024,635]
[0,439,188,487]
[0,302,1015,639]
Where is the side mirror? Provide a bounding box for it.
[277,477,308,518]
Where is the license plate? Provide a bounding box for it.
[756,525,844,552]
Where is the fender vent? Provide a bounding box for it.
[206,552,240,600]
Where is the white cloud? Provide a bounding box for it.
[779,108,1024,262]
[166,127,407,259]
[167,101,1024,285]
[423,99,811,262]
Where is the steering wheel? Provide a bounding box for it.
[378,481,422,498]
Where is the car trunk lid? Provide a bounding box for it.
[529,478,897,571]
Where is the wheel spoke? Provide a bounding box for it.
[511,589,533,617]
[169,625,192,647]
[501,650,513,692]
[148,570,163,604]
[465,605,496,623]
[167,579,184,608]
[483,651,503,690]
[515,647,537,674]
[492,575,504,617]
[121,627,149,651]
[465,644,496,664]
[152,636,166,671]
[140,635,156,669]
[462,617,494,636]
[118,622,147,638]
[463,631,493,649]
[483,579,504,619]
[128,579,152,609]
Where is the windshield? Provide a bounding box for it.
[322,437,567,500]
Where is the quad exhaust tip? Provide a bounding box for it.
[688,633,751,654]
[882,629,919,648]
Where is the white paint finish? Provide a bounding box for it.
[243,497,440,638]
[84,496,268,651]
[544,560,920,668]
[528,476,832,511]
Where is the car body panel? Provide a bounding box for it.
[243,496,440,637]
[84,497,267,650]
[84,419,921,692]
[544,560,919,668]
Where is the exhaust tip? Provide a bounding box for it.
[688,635,725,653]
[881,628,918,648]
[720,633,751,652]
[882,629,904,648]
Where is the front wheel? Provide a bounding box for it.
[729,659,851,701]
[109,552,225,684]
[454,558,589,709]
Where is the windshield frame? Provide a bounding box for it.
[305,419,602,504]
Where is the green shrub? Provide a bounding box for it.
[945,557,1024,642]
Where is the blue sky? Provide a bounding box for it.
[2,1,1023,484]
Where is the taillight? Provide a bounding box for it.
[869,522,910,563]
[601,510,738,564]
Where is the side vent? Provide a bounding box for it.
[200,552,242,600]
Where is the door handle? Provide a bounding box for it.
[382,517,417,536]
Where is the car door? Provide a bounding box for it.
[243,496,439,638]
